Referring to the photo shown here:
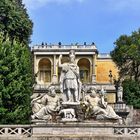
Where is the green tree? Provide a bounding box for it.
[0,35,33,124]
[110,29,140,81]
[123,80,140,109]
[111,29,140,108]
[0,0,33,123]
[0,0,33,45]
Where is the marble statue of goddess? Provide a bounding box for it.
[58,50,81,103]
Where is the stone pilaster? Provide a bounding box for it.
[34,54,39,83]
[92,54,96,84]
[52,55,57,84]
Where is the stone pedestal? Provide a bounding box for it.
[114,101,130,124]
[60,102,80,122]
[32,122,114,137]
[31,123,140,140]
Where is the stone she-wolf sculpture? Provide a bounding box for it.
[58,50,82,103]
[84,87,121,120]
[31,85,61,121]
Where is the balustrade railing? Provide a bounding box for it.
[0,125,140,137]
[31,44,97,50]
[114,127,139,135]
[0,125,32,137]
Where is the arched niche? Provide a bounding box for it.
[78,58,90,83]
[38,58,51,83]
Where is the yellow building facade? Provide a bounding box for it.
[32,44,118,104]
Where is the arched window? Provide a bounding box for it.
[38,58,51,83]
[78,58,90,83]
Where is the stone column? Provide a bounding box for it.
[92,54,96,84]
[34,54,38,83]
[52,55,57,84]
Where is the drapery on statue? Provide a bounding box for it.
[84,87,121,120]
[31,93,45,114]
[58,50,81,103]
[31,85,61,121]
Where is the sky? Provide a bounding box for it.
[23,0,140,53]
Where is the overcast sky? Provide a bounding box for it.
[23,0,140,53]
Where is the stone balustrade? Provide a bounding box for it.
[0,125,32,137]
[114,127,139,135]
[31,44,97,51]
[0,124,140,139]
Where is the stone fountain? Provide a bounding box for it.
[31,50,122,124]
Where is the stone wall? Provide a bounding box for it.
[31,136,140,140]
[0,123,140,140]
[133,109,140,124]
[96,59,118,83]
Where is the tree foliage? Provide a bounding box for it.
[110,29,140,81]
[0,35,33,124]
[123,80,140,109]
[0,0,33,123]
[111,29,140,108]
[0,0,33,45]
